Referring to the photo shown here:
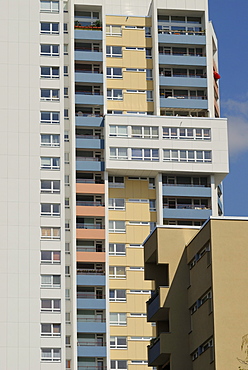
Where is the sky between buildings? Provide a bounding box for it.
[209,0,248,216]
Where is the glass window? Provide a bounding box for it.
[40,0,59,13]
[40,22,59,34]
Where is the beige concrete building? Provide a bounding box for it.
[144,217,248,370]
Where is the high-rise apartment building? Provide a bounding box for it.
[0,0,228,369]
[143,218,248,370]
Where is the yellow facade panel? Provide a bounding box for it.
[123,92,148,111]
[106,57,126,68]
[106,15,151,27]
[109,248,144,266]
[122,50,147,68]
[109,203,150,222]
[110,322,153,337]
[107,72,147,90]
[107,101,125,111]
[127,294,151,312]
[146,60,153,69]
[146,80,153,90]
[150,212,157,222]
[126,225,151,244]
[109,181,156,199]
[109,275,151,290]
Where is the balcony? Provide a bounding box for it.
[75,71,103,84]
[162,184,211,198]
[163,205,211,220]
[76,206,105,218]
[76,157,104,172]
[148,334,171,366]
[76,223,105,239]
[77,320,106,334]
[76,182,105,195]
[159,53,206,67]
[158,31,206,45]
[78,367,107,370]
[75,92,104,105]
[75,50,103,62]
[159,75,207,88]
[160,96,208,110]
[75,28,103,41]
[147,287,169,322]
[77,343,106,357]
[75,115,104,127]
[76,136,104,150]
[77,294,106,309]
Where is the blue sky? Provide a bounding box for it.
[209,0,248,216]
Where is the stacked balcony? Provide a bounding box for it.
[157,11,208,117]
[74,5,106,370]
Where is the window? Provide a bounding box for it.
[107,89,123,100]
[109,243,126,256]
[41,323,61,337]
[128,199,148,203]
[41,227,60,240]
[149,199,156,211]
[110,148,128,160]
[130,361,148,365]
[109,266,126,279]
[108,176,124,188]
[64,65,69,76]
[128,221,149,226]
[40,0,59,13]
[107,110,123,115]
[40,89,59,101]
[109,198,125,210]
[40,66,59,79]
[41,299,61,312]
[40,111,60,124]
[110,336,127,349]
[163,149,212,163]
[41,275,61,288]
[106,25,122,36]
[40,22,59,34]
[131,148,159,161]
[107,67,122,79]
[40,134,60,147]
[65,336,71,347]
[146,48,152,58]
[40,44,59,57]
[64,131,69,142]
[41,203,60,216]
[149,178,155,189]
[147,91,153,101]
[106,46,122,58]
[145,27,151,37]
[110,313,127,326]
[65,266,70,276]
[163,127,211,140]
[126,68,145,72]
[64,87,69,98]
[125,26,144,30]
[111,360,127,370]
[129,337,150,341]
[65,288,70,300]
[41,180,60,193]
[131,126,158,139]
[41,157,60,170]
[109,220,126,233]
[129,290,150,294]
[65,198,70,208]
[109,125,127,137]
[64,153,69,164]
[65,242,70,254]
[129,267,144,271]
[64,24,68,34]
[64,109,69,119]
[41,251,61,264]
[64,44,68,54]
[126,47,144,51]
[41,348,61,362]
[109,289,126,302]
[129,313,146,317]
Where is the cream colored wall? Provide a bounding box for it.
[210,219,248,370]
[109,178,156,365]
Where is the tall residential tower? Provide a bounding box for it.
[0,0,228,369]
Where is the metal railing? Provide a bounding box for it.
[77,292,105,299]
[76,157,103,162]
[75,91,103,96]
[77,317,106,322]
[75,46,102,52]
[76,179,104,184]
[76,223,105,229]
[75,112,103,117]
[160,72,206,78]
[77,246,105,252]
[160,94,207,100]
[163,204,210,210]
[78,366,107,370]
[158,29,205,36]
[77,341,106,346]
[162,183,210,187]
[77,268,105,275]
[75,69,103,74]
[159,51,205,57]
[76,201,104,207]
[76,135,103,139]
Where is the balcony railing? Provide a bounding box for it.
[163,204,210,210]
[75,47,102,52]
[76,135,103,139]
[158,29,205,36]
[77,292,105,299]
[162,183,210,187]
[77,341,106,346]
[78,366,107,370]
[75,112,103,117]
[76,179,104,184]
[148,336,160,349]
[77,246,105,252]
[77,317,106,322]
[76,223,105,229]
[75,69,103,74]
[160,94,207,100]
[76,157,103,162]
[159,51,205,57]
[77,268,105,275]
[160,72,206,78]
[75,91,103,96]
[77,201,104,207]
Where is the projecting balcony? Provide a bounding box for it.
[160,96,208,110]
[158,31,206,45]
[162,184,211,198]
[75,92,104,105]
[159,53,206,67]
[76,136,104,150]
[76,204,105,217]
[75,71,103,84]
[75,115,104,127]
[159,75,207,88]
[76,157,104,172]
[77,320,106,334]
[77,273,105,286]
[147,287,169,322]
[77,293,106,309]
[75,28,103,41]
[78,367,107,370]
[76,222,105,239]
[76,182,105,195]
[75,50,103,62]
[148,334,171,366]
[163,205,211,219]
[77,342,106,357]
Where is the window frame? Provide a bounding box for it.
[110,336,127,349]
[40,134,60,147]
[41,251,61,264]
[41,299,61,312]
[40,111,60,125]
[41,323,61,337]
[40,0,59,13]
[106,25,122,36]
[40,157,60,170]
[40,66,59,79]
[109,220,126,233]
[108,198,125,210]
[40,44,59,56]
[41,348,61,362]
[109,289,126,302]
[40,180,60,194]
[40,227,61,240]
[40,22,59,34]
[41,274,61,289]
[109,243,126,256]
[109,266,126,279]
